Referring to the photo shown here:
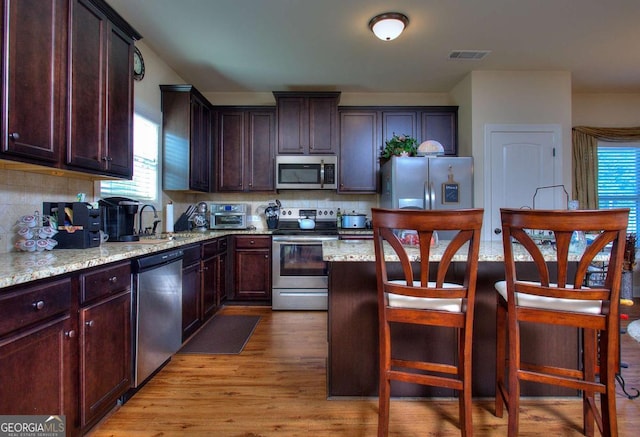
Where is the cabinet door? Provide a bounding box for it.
[339,111,379,193]
[68,0,134,178]
[217,110,245,191]
[201,256,218,320]
[68,0,106,173]
[247,110,275,191]
[382,111,418,144]
[190,97,212,191]
[0,316,76,420]
[105,24,134,177]
[218,251,228,305]
[234,249,271,300]
[182,262,202,341]
[308,96,338,154]
[2,0,67,164]
[79,291,131,429]
[420,111,458,156]
[276,96,307,154]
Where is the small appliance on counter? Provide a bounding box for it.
[43,201,102,248]
[99,197,140,242]
[191,201,209,231]
[209,203,248,229]
[340,212,367,229]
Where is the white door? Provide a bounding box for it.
[484,124,563,241]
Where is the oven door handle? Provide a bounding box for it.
[272,236,339,243]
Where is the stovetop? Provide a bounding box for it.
[273,207,338,235]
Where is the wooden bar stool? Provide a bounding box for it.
[372,208,484,437]
[494,208,629,437]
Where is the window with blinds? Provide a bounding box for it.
[597,141,639,240]
[100,114,159,202]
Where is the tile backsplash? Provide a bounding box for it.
[0,168,96,253]
[0,168,379,253]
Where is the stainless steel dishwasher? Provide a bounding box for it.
[131,249,183,387]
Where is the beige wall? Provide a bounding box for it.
[450,70,572,209]
[572,93,640,126]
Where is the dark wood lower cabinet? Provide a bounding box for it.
[202,237,228,318]
[232,235,271,301]
[79,291,131,429]
[0,277,79,435]
[182,247,202,341]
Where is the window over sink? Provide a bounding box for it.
[98,113,160,203]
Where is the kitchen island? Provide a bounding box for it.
[323,239,593,398]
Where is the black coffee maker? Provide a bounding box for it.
[99,197,140,242]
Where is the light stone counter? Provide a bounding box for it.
[0,229,272,289]
[323,239,606,263]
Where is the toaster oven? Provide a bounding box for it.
[209,203,248,229]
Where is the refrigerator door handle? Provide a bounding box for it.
[428,181,436,210]
[424,182,430,210]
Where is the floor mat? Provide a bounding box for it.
[178,315,260,354]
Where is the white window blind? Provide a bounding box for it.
[597,142,639,239]
[100,114,159,202]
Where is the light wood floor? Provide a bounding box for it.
[90,302,640,436]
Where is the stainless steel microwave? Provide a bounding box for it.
[209,203,248,229]
[275,155,337,190]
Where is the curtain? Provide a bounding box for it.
[572,126,640,209]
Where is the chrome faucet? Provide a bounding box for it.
[138,204,159,236]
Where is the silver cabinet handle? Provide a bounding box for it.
[85,320,95,327]
[9,132,20,140]
[32,300,45,310]
[65,330,76,338]
[108,276,117,283]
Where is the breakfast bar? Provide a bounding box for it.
[323,239,587,398]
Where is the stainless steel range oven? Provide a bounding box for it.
[271,207,338,310]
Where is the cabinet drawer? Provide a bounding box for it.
[234,235,271,249]
[0,278,72,336]
[80,262,131,304]
[202,237,228,258]
[182,244,201,266]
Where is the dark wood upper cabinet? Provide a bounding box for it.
[339,110,380,193]
[382,111,418,144]
[215,107,275,192]
[381,107,458,156]
[67,0,138,178]
[274,92,340,155]
[1,0,68,164]
[420,110,458,156]
[1,0,139,179]
[161,85,213,192]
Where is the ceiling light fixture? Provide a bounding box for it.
[369,12,409,41]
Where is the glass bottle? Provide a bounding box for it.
[568,200,587,255]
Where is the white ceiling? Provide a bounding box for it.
[106,0,640,94]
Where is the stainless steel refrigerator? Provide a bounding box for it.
[380,156,474,237]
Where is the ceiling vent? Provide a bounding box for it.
[448,50,491,60]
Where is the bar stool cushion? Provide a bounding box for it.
[387,280,463,312]
[494,280,602,314]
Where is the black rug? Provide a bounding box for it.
[178,315,260,354]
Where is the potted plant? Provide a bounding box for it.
[381,133,418,158]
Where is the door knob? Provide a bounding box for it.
[494,228,502,235]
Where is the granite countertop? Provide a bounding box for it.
[0,229,272,290]
[323,239,609,263]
